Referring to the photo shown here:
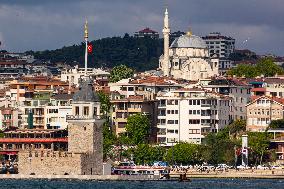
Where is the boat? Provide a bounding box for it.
[112,161,170,176]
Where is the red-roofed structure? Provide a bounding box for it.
[134,27,159,39]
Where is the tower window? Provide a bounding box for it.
[75,106,79,116]
[84,107,89,116]
[93,107,97,116]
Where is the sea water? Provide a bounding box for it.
[0,178,282,189]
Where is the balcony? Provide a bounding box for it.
[127,108,142,112]
[158,104,166,108]
[66,115,102,120]
[157,132,166,135]
[201,123,212,128]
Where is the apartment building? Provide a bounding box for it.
[0,107,19,130]
[45,94,73,129]
[60,66,109,87]
[109,76,184,100]
[202,78,251,120]
[202,32,235,58]
[156,88,231,146]
[246,96,284,132]
[110,93,157,140]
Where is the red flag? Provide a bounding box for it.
[87,44,93,53]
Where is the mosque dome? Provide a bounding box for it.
[73,78,100,102]
[170,33,207,49]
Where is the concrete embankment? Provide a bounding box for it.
[0,171,284,180]
[0,174,160,180]
[171,170,284,179]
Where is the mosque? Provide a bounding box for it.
[159,9,219,81]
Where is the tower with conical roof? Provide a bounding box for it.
[66,21,104,174]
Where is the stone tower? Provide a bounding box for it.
[162,8,170,76]
[67,78,105,174]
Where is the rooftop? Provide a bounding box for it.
[171,34,207,49]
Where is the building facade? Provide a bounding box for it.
[156,88,231,146]
[202,32,235,58]
[246,96,284,132]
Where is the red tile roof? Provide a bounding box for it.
[139,27,158,33]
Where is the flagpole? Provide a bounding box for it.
[84,20,88,76]
[85,38,88,76]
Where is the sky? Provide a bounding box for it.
[0,0,283,56]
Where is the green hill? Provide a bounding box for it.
[26,34,164,71]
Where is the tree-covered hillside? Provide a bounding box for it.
[26,34,163,71]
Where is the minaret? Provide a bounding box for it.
[162,8,170,76]
[84,20,88,76]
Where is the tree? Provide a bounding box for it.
[256,57,284,77]
[227,119,246,138]
[203,128,240,165]
[126,144,166,165]
[102,121,116,160]
[227,57,284,78]
[125,113,150,145]
[227,64,258,78]
[268,119,284,129]
[164,142,202,165]
[98,91,116,160]
[109,65,134,83]
[248,132,271,165]
[97,91,111,116]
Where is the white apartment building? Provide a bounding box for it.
[202,78,252,120]
[156,88,231,146]
[20,94,72,129]
[109,76,183,100]
[60,66,109,86]
[202,32,235,58]
[45,94,72,129]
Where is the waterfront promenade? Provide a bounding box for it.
[0,169,284,180]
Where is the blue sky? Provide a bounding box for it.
[0,0,283,56]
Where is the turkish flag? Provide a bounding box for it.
[87,44,93,53]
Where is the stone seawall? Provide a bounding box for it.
[0,173,284,180]
[18,150,102,175]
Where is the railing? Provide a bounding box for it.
[201,104,211,107]
[0,138,68,143]
[158,104,166,107]
[157,132,166,135]
[66,115,102,120]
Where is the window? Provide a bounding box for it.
[128,87,134,91]
[189,110,192,114]
[167,120,175,124]
[93,107,97,116]
[175,110,178,114]
[75,106,79,116]
[84,107,89,116]
[189,129,200,134]
[189,100,192,105]
[189,119,200,124]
